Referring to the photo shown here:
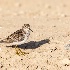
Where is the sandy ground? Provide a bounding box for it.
[0,0,70,70]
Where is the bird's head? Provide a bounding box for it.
[22,24,33,32]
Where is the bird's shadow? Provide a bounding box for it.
[7,39,50,49]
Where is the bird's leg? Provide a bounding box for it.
[15,45,18,48]
[15,34,29,55]
[15,45,29,55]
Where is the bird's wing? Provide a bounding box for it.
[0,29,25,43]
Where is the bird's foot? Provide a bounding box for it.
[15,47,29,56]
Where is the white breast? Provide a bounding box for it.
[9,30,30,45]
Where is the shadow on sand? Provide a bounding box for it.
[7,39,50,49]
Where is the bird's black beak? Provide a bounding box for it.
[29,28,33,32]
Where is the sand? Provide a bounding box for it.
[0,0,70,70]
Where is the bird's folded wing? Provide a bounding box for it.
[0,29,25,43]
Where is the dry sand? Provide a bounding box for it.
[0,0,70,70]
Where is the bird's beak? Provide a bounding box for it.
[29,28,33,32]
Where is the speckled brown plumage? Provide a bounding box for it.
[0,24,33,45]
[2,29,26,43]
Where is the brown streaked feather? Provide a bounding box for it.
[0,29,26,43]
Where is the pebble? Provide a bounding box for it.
[60,58,70,65]
[0,27,2,28]
[65,44,70,50]
[0,48,1,51]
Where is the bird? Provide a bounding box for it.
[0,24,33,55]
